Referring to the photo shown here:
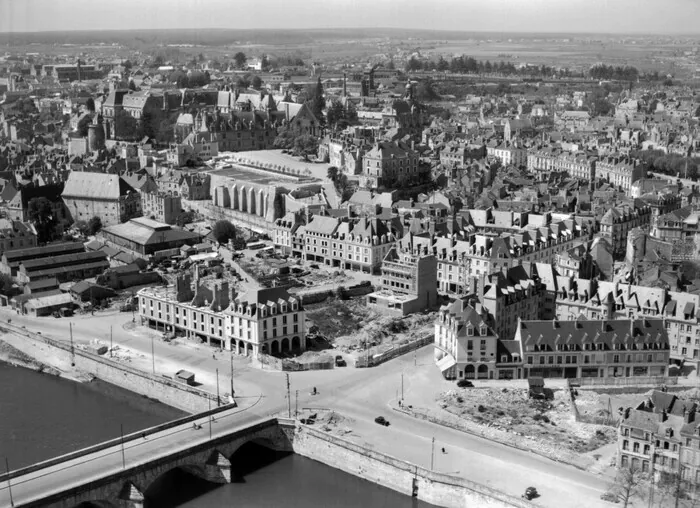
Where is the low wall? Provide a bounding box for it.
[293,425,529,508]
[0,323,217,413]
[254,353,334,371]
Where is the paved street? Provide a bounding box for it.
[0,308,630,507]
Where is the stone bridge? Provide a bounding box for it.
[5,413,295,508]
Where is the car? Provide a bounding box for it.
[456,379,473,388]
[374,416,390,426]
[335,355,346,367]
[523,487,538,500]
[600,491,619,503]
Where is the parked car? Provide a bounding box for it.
[335,355,346,367]
[456,379,473,388]
[374,416,390,426]
[522,487,538,500]
[600,491,619,503]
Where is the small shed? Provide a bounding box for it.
[528,377,545,399]
[175,370,196,386]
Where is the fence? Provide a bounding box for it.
[255,352,334,371]
[570,376,677,388]
[566,379,619,427]
[355,335,433,368]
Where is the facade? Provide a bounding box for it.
[516,318,669,379]
[294,216,395,273]
[618,390,697,482]
[0,219,37,255]
[138,277,305,356]
[596,156,645,193]
[360,141,421,189]
[554,279,700,365]
[488,143,527,168]
[1,242,86,278]
[599,205,652,258]
[366,244,438,316]
[62,172,141,226]
[526,149,597,182]
[141,191,182,225]
[434,297,500,380]
[16,250,109,284]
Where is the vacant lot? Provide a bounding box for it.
[305,298,435,356]
[438,387,617,456]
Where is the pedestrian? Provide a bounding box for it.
[442,447,446,454]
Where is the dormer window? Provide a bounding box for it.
[467,326,474,337]
[271,305,276,315]
[260,308,266,317]
[292,302,298,311]
[281,304,287,313]
[480,325,487,336]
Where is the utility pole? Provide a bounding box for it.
[295,389,299,418]
[430,437,435,470]
[69,322,75,367]
[401,372,404,401]
[120,424,126,469]
[208,398,212,440]
[110,325,113,358]
[216,368,220,407]
[230,351,234,398]
[151,334,155,374]
[286,373,291,418]
[5,457,13,507]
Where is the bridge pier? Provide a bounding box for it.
[117,481,144,508]
[204,451,232,484]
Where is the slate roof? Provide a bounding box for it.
[62,172,135,200]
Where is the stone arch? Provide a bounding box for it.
[292,336,301,350]
[477,364,489,379]
[261,343,268,355]
[249,188,256,215]
[72,502,119,508]
[281,338,290,352]
[143,464,222,507]
[240,186,247,212]
[465,364,475,379]
[271,340,279,355]
[258,189,265,217]
[227,438,289,480]
[231,185,239,210]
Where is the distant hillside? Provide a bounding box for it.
[0,28,627,47]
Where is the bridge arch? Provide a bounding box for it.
[72,501,118,508]
[143,462,223,508]
[228,437,290,480]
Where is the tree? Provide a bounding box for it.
[114,109,138,140]
[293,135,319,161]
[76,114,92,137]
[251,75,263,90]
[326,100,345,127]
[87,216,103,236]
[0,273,14,297]
[436,56,449,72]
[176,211,196,227]
[327,166,339,182]
[85,98,95,113]
[236,75,251,89]
[233,52,247,69]
[609,465,646,508]
[261,55,270,71]
[74,220,89,236]
[27,197,57,244]
[212,220,237,245]
[153,55,165,67]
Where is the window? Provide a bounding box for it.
[623,440,629,451]
[633,442,639,453]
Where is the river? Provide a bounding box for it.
[0,362,437,507]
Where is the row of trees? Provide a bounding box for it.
[588,64,640,82]
[405,55,560,78]
[630,149,699,180]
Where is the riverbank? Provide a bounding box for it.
[0,338,63,377]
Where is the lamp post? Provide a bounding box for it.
[4,457,13,507]
[430,437,435,470]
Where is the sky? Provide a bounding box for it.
[1,0,699,35]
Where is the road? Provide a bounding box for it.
[0,308,627,507]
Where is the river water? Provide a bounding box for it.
[0,362,437,507]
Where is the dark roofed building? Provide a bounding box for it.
[62,172,141,226]
[17,250,109,284]
[99,217,202,257]
[1,242,86,277]
[515,318,669,379]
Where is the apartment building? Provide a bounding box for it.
[527,149,597,182]
[141,191,181,225]
[293,215,395,274]
[618,390,697,481]
[360,141,421,189]
[599,205,652,258]
[366,241,438,316]
[596,156,645,194]
[434,297,499,380]
[515,318,669,379]
[554,279,700,365]
[137,274,305,357]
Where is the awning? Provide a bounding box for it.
[436,354,457,372]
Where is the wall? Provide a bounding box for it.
[0,323,217,413]
[293,425,529,508]
[355,335,433,368]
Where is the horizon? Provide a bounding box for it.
[2,0,700,36]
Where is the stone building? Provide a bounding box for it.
[62,172,141,226]
[141,191,181,225]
